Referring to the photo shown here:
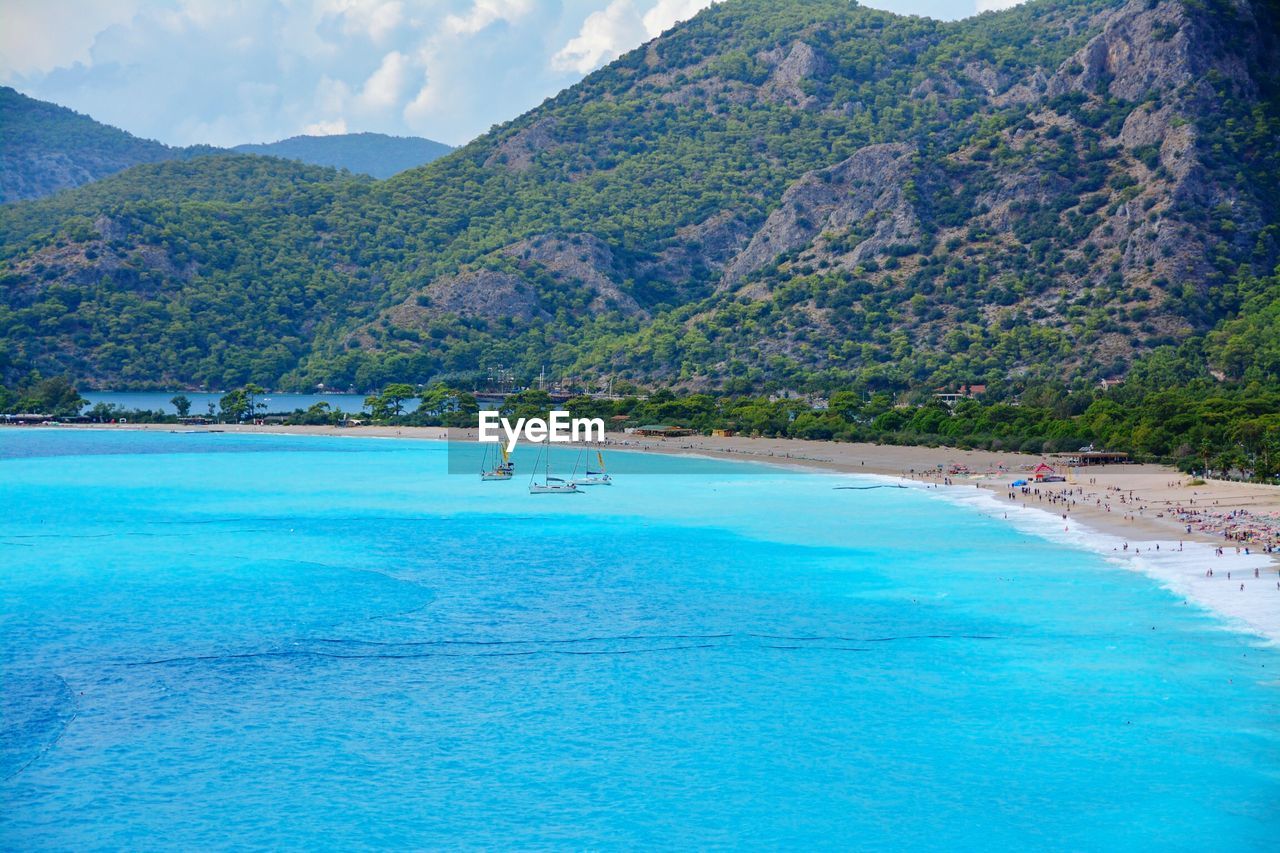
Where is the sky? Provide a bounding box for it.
[0,0,1026,148]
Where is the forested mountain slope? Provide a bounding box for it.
[0,0,1276,393]
[0,87,215,203]
[0,88,448,202]
[234,133,453,179]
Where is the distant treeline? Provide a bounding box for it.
[6,366,1278,482]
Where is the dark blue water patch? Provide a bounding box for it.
[0,673,77,782]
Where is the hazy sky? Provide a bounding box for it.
[1,0,1025,148]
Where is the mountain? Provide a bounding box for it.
[0,88,447,202]
[0,86,215,204]
[0,0,1277,393]
[233,133,453,179]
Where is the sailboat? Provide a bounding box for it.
[571,448,612,486]
[480,443,515,481]
[529,435,578,494]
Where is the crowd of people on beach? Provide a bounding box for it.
[997,475,1280,554]
[906,461,1280,594]
[608,436,1280,593]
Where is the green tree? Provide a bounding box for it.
[381,383,417,418]
[219,389,249,423]
[501,389,553,422]
[244,384,266,419]
[18,376,86,417]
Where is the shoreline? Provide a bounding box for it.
[20,421,1280,643]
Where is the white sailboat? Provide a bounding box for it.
[480,443,515,481]
[571,448,612,486]
[529,435,578,494]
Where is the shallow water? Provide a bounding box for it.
[2,431,1277,849]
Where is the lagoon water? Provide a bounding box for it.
[80,391,369,416]
[2,430,1277,849]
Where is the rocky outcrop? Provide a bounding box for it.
[483,118,560,172]
[1046,0,1261,103]
[1048,0,1189,99]
[722,143,920,287]
[394,270,547,325]
[502,233,644,316]
[387,232,646,330]
[640,212,753,286]
[6,230,197,308]
[960,61,1005,97]
[993,68,1050,107]
[760,41,831,108]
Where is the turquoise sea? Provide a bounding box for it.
[2,430,1277,849]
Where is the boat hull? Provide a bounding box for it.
[529,484,579,494]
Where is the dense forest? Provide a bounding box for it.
[0,0,1278,470]
[0,86,212,203]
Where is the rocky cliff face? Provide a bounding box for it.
[369,232,647,344]
[722,143,922,288]
[685,0,1279,381]
[760,42,833,108]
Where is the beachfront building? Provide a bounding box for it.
[1052,450,1130,467]
[932,384,988,407]
[1032,462,1067,482]
[632,424,695,438]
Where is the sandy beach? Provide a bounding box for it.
[34,421,1280,643]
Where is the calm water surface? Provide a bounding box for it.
[1,430,1277,849]
[81,391,368,415]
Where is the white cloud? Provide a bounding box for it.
[403,71,439,123]
[975,0,1026,12]
[362,1,405,42]
[551,1,645,74]
[321,0,405,42]
[444,0,533,37]
[314,75,353,114]
[358,50,411,110]
[0,0,140,78]
[303,117,349,135]
[177,0,243,30]
[641,0,719,38]
[552,0,719,74]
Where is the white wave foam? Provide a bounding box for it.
[928,482,1280,646]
